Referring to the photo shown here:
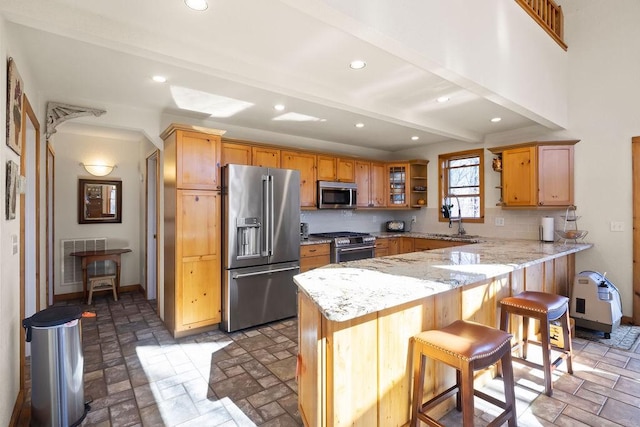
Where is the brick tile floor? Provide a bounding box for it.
[18,292,640,426]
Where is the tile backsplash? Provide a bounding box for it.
[301,207,570,241]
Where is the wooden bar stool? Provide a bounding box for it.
[500,291,573,397]
[87,274,118,304]
[410,320,517,427]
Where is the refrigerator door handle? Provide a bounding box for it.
[261,175,271,256]
[232,265,299,279]
[269,174,275,256]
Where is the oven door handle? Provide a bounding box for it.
[337,245,376,252]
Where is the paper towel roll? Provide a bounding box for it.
[541,217,555,242]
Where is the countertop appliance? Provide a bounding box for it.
[317,181,357,209]
[570,271,623,338]
[300,222,309,240]
[385,220,406,232]
[222,164,301,332]
[310,231,375,263]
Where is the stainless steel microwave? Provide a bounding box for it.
[317,181,357,209]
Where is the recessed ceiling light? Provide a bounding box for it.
[152,75,167,83]
[355,123,365,128]
[274,104,285,111]
[185,0,208,11]
[491,117,502,123]
[436,96,450,103]
[349,60,366,70]
[411,136,419,141]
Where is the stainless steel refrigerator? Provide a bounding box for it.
[222,164,301,332]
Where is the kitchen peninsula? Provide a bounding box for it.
[294,237,592,427]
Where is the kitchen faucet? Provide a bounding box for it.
[444,194,466,235]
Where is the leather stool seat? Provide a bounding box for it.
[411,320,517,427]
[500,291,573,396]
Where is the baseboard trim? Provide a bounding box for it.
[53,284,144,303]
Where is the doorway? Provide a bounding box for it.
[19,96,41,398]
[146,150,159,310]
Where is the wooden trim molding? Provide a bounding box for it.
[632,136,640,325]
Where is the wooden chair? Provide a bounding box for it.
[87,274,118,304]
[500,291,573,396]
[410,320,517,427]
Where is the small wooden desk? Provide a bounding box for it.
[70,248,132,298]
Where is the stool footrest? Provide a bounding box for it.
[419,385,458,413]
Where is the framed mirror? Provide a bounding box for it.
[78,179,122,224]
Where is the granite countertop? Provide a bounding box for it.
[293,238,592,322]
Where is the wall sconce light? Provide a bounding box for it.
[80,163,116,177]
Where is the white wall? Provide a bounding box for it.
[562,0,640,315]
[0,15,46,425]
[51,131,147,295]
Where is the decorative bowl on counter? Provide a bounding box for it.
[555,229,588,240]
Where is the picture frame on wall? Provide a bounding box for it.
[6,57,24,156]
[6,160,19,220]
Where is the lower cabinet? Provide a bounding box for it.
[375,237,399,257]
[413,239,468,251]
[300,243,331,272]
[165,190,222,337]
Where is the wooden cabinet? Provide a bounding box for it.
[375,237,399,257]
[281,150,317,208]
[300,244,331,272]
[252,146,280,168]
[489,141,578,208]
[409,161,428,208]
[538,145,574,206]
[355,161,387,208]
[176,191,221,327]
[387,163,409,207]
[400,237,414,254]
[413,238,467,251]
[160,125,221,190]
[221,142,251,166]
[317,155,355,182]
[162,124,225,337]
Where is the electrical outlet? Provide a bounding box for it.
[372,216,377,223]
[610,221,624,232]
[411,215,417,223]
[495,217,505,226]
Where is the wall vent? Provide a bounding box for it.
[61,238,109,286]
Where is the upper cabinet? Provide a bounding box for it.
[221,142,251,166]
[489,141,578,208]
[409,161,428,208]
[355,161,387,208]
[252,146,280,168]
[387,163,409,207]
[281,150,317,208]
[161,124,223,190]
[317,155,355,182]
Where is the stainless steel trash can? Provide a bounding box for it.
[23,306,88,427]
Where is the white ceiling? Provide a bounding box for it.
[2,0,545,152]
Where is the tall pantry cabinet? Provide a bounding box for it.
[162,124,225,337]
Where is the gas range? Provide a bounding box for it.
[310,231,376,263]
